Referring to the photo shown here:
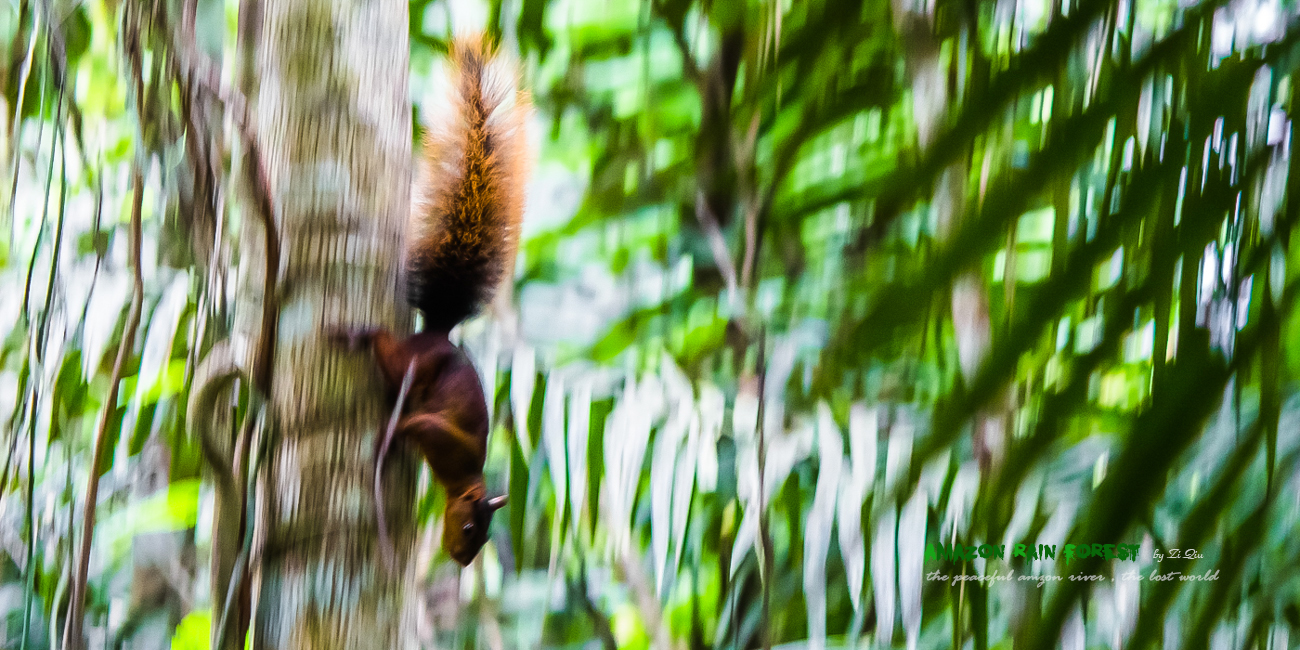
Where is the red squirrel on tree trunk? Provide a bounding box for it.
[333,36,527,567]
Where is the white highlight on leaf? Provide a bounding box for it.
[872,506,897,646]
[510,346,536,458]
[567,378,591,529]
[730,390,811,580]
[838,403,877,610]
[804,404,842,650]
[884,413,913,495]
[82,274,130,379]
[541,372,567,575]
[129,273,189,437]
[670,407,698,589]
[650,381,689,595]
[696,384,724,493]
[899,491,926,650]
[944,461,979,539]
[1062,603,1086,650]
[602,373,657,555]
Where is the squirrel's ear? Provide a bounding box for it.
[485,495,508,511]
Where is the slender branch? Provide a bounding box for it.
[182,49,281,648]
[19,39,54,326]
[6,9,41,240]
[188,342,245,495]
[754,329,772,650]
[375,361,417,569]
[164,31,280,392]
[141,7,282,646]
[737,113,761,291]
[570,561,618,650]
[214,409,268,650]
[650,0,702,84]
[616,551,670,650]
[67,167,145,650]
[59,104,103,650]
[35,92,67,650]
[36,89,69,368]
[0,14,47,516]
[48,551,69,650]
[0,404,20,506]
[58,433,76,650]
[694,192,738,296]
[20,374,36,650]
[21,32,63,650]
[241,134,281,391]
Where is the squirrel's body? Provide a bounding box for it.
[334,37,526,567]
[362,330,489,487]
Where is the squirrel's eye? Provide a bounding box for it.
[463,522,475,535]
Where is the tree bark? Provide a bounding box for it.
[239,0,416,647]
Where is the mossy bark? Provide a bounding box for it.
[240,0,416,647]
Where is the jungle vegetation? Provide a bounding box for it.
[0,0,1297,647]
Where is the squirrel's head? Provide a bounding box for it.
[444,488,507,566]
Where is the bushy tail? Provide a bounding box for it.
[407,37,529,332]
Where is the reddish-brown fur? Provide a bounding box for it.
[333,37,526,567]
[408,37,528,331]
[335,328,500,566]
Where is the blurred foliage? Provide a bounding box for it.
[2,0,1300,647]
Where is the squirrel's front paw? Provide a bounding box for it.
[327,326,377,351]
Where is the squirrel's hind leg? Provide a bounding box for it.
[398,413,486,476]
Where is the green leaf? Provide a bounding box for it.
[170,609,212,650]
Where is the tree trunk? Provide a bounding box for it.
[239,0,415,647]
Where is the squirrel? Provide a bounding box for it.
[332,36,528,567]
